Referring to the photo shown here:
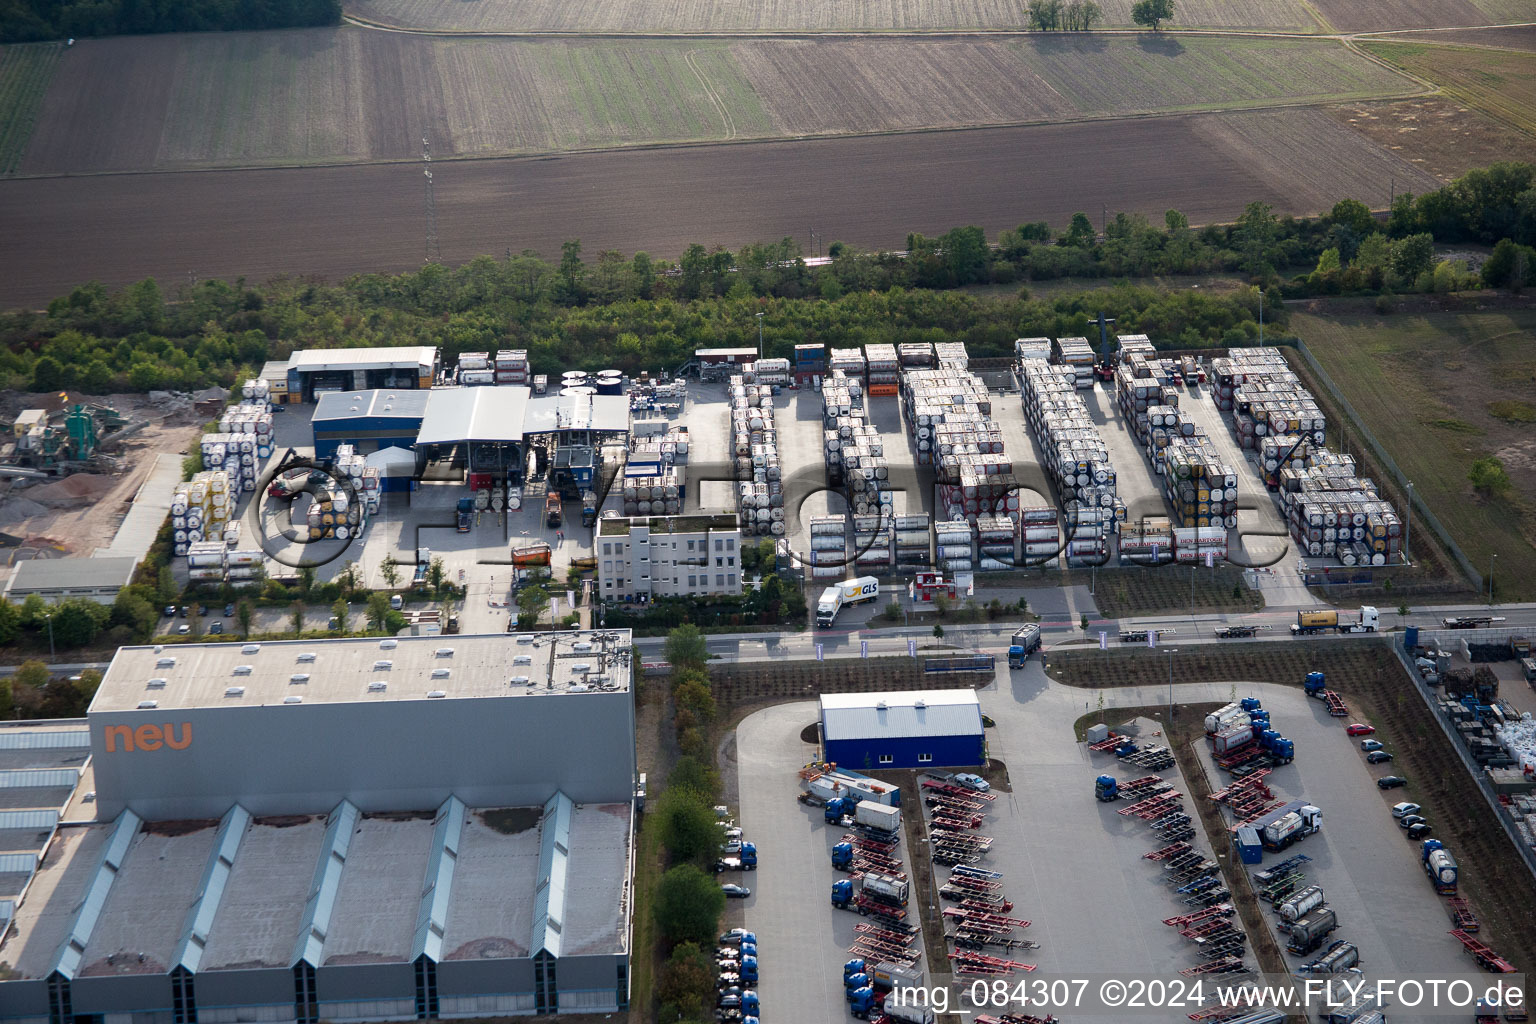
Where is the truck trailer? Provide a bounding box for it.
[1290,607,1378,636]
[1276,884,1325,925]
[816,576,881,628]
[1299,940,1360,975]
[1007,624,1042,668]
[1285,906,1339,955]
[854,801,901,833]
[1422,839,1458,894]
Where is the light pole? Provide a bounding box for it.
[44,611,55,660]
[1404,480,1413,563]
[1167,648,1178,715]
[1488,553,1497,606]
[755,312,764,360]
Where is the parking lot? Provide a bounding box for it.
[737,703,928,1024]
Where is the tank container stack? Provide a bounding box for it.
[629,378,687,415]
[752,358,791,385]
[809,514,849,579]
[1020,359,1121,518]
[239,377,272,404]
[730,378,784,536]
[1020,506,1060,564]
[494,349,529,385]
[1118,516,1173,562]
[822,371,890,517]
[794,343,826,388]
[1212,348,1326,449]
[331,445,382,519]
[897,343,935,369]
[903,361,1019,525]
[623,428,688,517]
[458,351,494,386]
[934,342,968,370]
[203,398,273,497]
[975,516,1017,570]
[185,541,227,583]
[821,371,864,487]
[1117,347,1237,531]
[853,514,892,573]
[171,470,232,556]
[297,480,365,541]
[1277,449,1401,564]
[1014,337,1052,364]
[864,344,900,396]
[829,348,866,382]
[934,520,973,574]
[1213,348,1401,565]
[892,513,932,567]
[620,471,682,516]
[1115,334,1158,361]
[1054,337,1096,387]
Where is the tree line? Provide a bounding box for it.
[2,162,1532,394]
[0,0,339,43]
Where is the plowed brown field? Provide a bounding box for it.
[1327,97,1536,181]
[0,110,1442,309]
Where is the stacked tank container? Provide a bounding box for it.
[1020,506,1060,564]
[185,540,226,583]
[934,343,968,370]
[731,379,784,536]
[239,377,272,404]
[976,516,1017,571]
[829,348,866,382]
[753,358,791,385]
[1014,337,1052,365]
[1118,516,1173,563]
[822,372,890,516]
[892,513,932,567]
[934,520,973,574]
[903,362,1019,524]
[1054,337,1096,387]
[809,514,849,579]
[897,343,934,369]
[864,344,900,396]
[794,343,826,389]
[621,468,683,516]
[225,547,266,584]
[853,514,892,573]
[494,350,529,385]
[458,351,493,386]
[1062,505,1112,565]
[1020,359,1122,520]
[1174,526,1228,563]
[1213,347,1400,565]
[1116,334,1158,361]
[172,470,233,556]
[332,445,381,519]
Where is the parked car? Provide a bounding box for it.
[1398,814,1426,830]
[1360,739,1384,752]
[1391,801,1422,819]
[719,929,756,946]
[209,621,224,635]
[953,773,991,793]
[1346,723,1376,737]
[721,884,751,899]
[719,839,743,855]
[177,624,191,634]
[1366,750,1394,764]
[1377,776,1409,790]
[224,603,235,617]
[1407,822,1434,841]
[163,605,177,617]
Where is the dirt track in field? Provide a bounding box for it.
[0,111,1438,308]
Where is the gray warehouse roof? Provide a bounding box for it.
[313,389,431,423]
[90,631,632,713]
[4,556,137,598]
[416,387,629,445]
[287,347,437,374]
[820,689,984,741]
[0,799,631,980]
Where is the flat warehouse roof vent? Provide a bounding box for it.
[224,686,246,698]
[290,673,310,684]
[511,675,531,685]
[426,690,447,699]
[875,700,888,709]
[241,644,261,655]
[297,652,317,663]
[513,655,532,666]
[435,648,454,657]
[137,700,158,709]
[571,664,592,674]
[913,699,926,708]
[431,668,451,679]
[374,660,393,671]
[156,657,176,669]
[147,678,167,689]
[379,639,398,650]
[284,695,303,704]
[368,681,388,692]
[233,665,253,676]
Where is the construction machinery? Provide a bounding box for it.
[5,403,142,475]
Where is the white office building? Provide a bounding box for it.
[597,514,743,602]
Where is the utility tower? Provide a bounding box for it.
[423,131,441,265]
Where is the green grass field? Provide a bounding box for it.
[1294,308,1536,600]
[0,42,62,174]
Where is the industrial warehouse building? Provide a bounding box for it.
[282,348,439,403]
[310,390,430,459]
[2,556,138,604]
[819,689,985,770]
[597,514,743,601]
[413,386,630,486]
[0,631,637,1024]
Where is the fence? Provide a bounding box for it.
[1283,337,1483,591]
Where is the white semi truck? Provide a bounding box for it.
[816,576,881,628]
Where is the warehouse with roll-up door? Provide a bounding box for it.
[284,347,439,403]
[0,631,638,1023]
[310,390,430,459]
[819,689,985,770]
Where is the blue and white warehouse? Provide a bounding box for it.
[820,690,985,770]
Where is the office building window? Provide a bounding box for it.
[715,538,723,551]
[917,753,933,763]
[879,754,893,765]
[726,538,735,550]
[603,543,612,555]
[689,575,697,587]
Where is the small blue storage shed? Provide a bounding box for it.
[820,690,985,771]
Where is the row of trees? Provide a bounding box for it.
[0,0,339,43]
[652,626,730,1023]
[0,662,100,720]
[5,163,1534,395]
[1026,0,1103,30]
